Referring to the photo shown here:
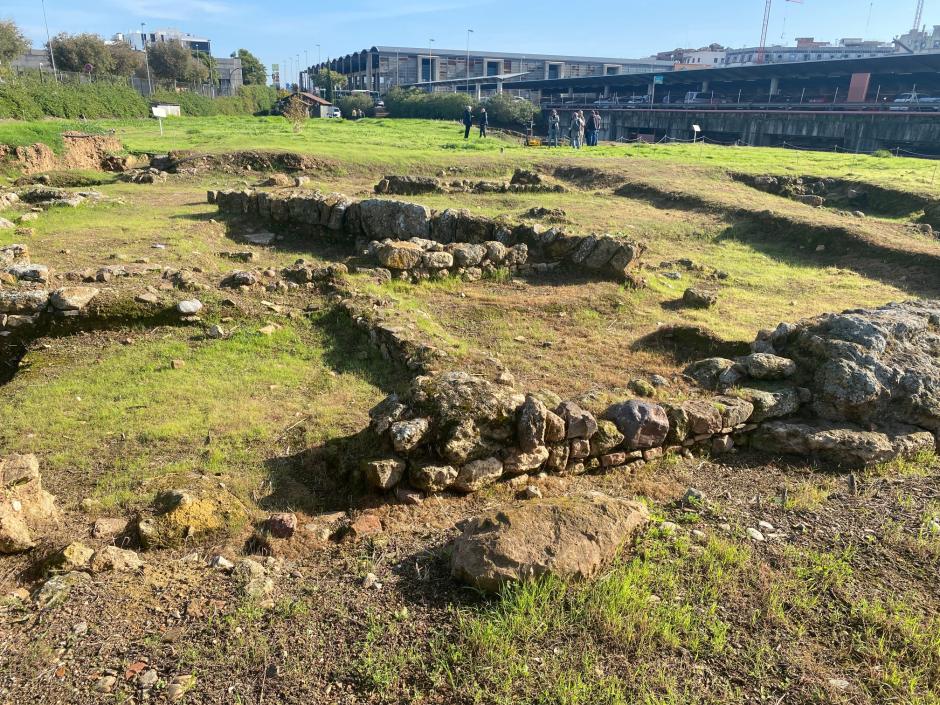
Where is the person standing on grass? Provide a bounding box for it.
[584,109,597,147]
[463,105,473,139]
[478,107,488,138]
[569,111,584,149]
[590,110,602,146]
[548,109,560,147]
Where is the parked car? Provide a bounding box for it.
[325,107,342,119]
[683,91,715,105]
[375,100,385,108]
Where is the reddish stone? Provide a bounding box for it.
[264,512,297,539]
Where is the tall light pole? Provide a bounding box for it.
[40,0,58,81]
[427,38,435,90]
[141,22,153,96]
[304,49,309,90]
[466,28,474,96]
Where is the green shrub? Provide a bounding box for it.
[481,94,538,129]
[872,149,895,158]
[0,77,147,120]
[385,88,476,120]
[336,93,374,118]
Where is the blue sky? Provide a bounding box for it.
[3,0,922,80]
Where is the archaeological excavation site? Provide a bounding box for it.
[2,117,940,705]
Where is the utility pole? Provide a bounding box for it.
[466,29,474,96]
[41,0,58,81]
[428,38,435,90]
[141,22,153,96]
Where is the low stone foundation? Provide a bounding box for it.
[374,169,566,196]
[209,189,646,284]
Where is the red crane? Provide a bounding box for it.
[757,0,804,64]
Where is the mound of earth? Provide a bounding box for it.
[158,150,335,175]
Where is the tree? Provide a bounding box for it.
[0,19,30,66]
[281,95,308,133]
[336,94,373,118]
[195,51,216,85]
[50,32,114,74]
[234,48,266,85]
[108,40,142,77]
[147,40,207,83]
[312,68,346,101]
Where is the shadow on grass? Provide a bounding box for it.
[717,218,940,299]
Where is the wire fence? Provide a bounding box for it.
[9,66,237,98]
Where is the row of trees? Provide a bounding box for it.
[0,20,267,86]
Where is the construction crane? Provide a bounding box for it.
[913,0,925,30]
[757,0,804,64]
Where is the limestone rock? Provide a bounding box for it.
[453,457,504,493]
[375,241,424,270]
[138,485,247,548]
[451,493,650,593]
[684,357,737,390]
[89,546,144,573]
[517,394,548,452]
[358,199,431,241]
[49,286,99,312]
[364,458,406,491]
[409,463,457,493]
[503,446,550,475]
[389,417,430,453]
[739,353,797,380]
[682,287,717,309]
[751,420,935,467]
[736,387,800,423]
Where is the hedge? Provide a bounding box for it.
[0,76,280,120]
[384,88,538,127]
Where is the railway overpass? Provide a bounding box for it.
[508,53,940,154]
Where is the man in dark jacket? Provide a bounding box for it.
[462,106,473,139]
[585,110,601,146]
[478,107,488,138]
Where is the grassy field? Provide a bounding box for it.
[2,115,940,704]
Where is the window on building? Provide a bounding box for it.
[606,65,619,75]
[486,60,500,77]
[547,63,562,79]
[421,57,434,82]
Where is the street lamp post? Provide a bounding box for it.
[427,38,435,91]
[466,28,474,96]
[40,0,58,81]
[141,22,153,96]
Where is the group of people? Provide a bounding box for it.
[547,109,602,148]
[462,106,488,139]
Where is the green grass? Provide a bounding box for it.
[0,119,109,153]
[0,318,396,511]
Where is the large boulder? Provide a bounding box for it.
[375,241,424,270]
[735,386,801,423]
[750,420,935,467]
[451,493,649,593]
[764,301,940,432]
[739,353,797,380]
[603,401,670,449]
[49,286,99,312]
[358,199,431,241]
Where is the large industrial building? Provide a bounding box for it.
[310,46,672,97]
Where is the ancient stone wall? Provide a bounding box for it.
[209,189,646,284]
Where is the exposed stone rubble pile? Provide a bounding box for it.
[360,371,760,496]
[119,167,168,184]
[209,188,646,283]
[373,169,566,196]
[368,238,528,282]
[12,185,104,209]
[0,454,59,553]
[686,300,940,466]
[0,244,99,338]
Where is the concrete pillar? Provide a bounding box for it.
[497,80,503,94]
[769,77,779,100]
[475,83,481,100]
[701,80,710,92]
